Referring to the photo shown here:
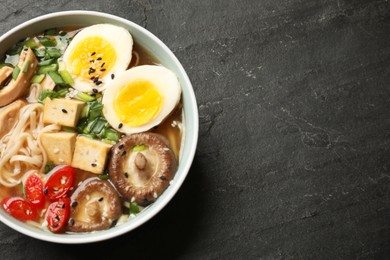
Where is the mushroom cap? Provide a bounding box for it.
[67,178,122,232]
[109,132,177,205]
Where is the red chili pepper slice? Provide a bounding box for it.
[46,197,70,233]
[44,166,76,200]
[2,197,37,221]
[25,174,45,208]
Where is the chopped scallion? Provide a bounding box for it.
[46,48,62,58]
[62,126,75,132]
[132,145,146,152]
[22,60,30,73]
[59,70,74,85]
[38,36,57,47]
[12,66,20,80]
[37,63,58,74]
[31,74,45,83]
[76,92,96,102]
[48,71,64,85]
[23,38,38,49]
[38,58,55,66]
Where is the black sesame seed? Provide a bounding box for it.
[62,109,68,113]
[91,163,97,167]
[101,62,105,67]
[89,68,96,74]
[159,176,167,181]
[61,203,65,209]
[124,172,129,178]
[93,77,99,83]
[100,69,106,72]
[69,218,75,225]
[90,59,94,63]
[97,57,102,61]
[55,215,60,221]
[92,88,98,93]
[118,144,124,149]
[95,80,103,85]
[91,52,96,56]
[90,76,95,80]
[98,197,104,202]
[71,201,78,207]
[122,150,127,156]
[118,123,123,129]
[43,188,48,195]
[91,93,96,97]
[111,74,115,79]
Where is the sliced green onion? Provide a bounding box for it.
[44,28,58,36]
[132,145,146,152]
[57,87,68,97]
[37,63,58,74]
[33,48,46,58]
[44,161,54,173]
[88,102,103,120]
[38,36,57,47]
[23,38,38,49]
[31,74,45,83]
[46,48,62,58]
[76,118,88,133]
[38,58,55,66]
[80,104,90,118]
[38,90,59,104]
[12,66,20,80]
[92,118,107,134]
[83,119,97,134]
[129,202,140,214]
[62,126,75,132]
[77,92,96,102]
[22,60,30,73]
[48,71,64,85]
[19,182,26,197]
[104,128,120,142]
[98,174,109,180]
[59,70,74,85]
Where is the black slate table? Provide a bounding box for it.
[1,0,390,259]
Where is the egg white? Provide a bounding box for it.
[102,65,182,134]
[62,24,133,93]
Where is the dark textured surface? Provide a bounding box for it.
[1,0,390,259]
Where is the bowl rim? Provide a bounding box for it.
[0,10,199,244]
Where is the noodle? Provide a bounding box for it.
[0,101,60,187]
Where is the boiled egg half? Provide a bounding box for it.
[62,24,133,93]
[102,65,181,134]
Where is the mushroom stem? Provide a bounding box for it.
[135,152,147,170]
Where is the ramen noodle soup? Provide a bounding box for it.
[0,24,182,233]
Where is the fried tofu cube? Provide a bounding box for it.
[71,136,112,174]
[40,132,77,165]
[43,98,84,127]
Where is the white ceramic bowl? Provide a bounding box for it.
[0,11,198,244]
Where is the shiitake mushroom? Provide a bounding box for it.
[109,132,177,206]
[67,178,121,232]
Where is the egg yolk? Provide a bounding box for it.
[67,36,115,80]
[114,80,162,127]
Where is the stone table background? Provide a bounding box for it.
[1,0,390,259]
